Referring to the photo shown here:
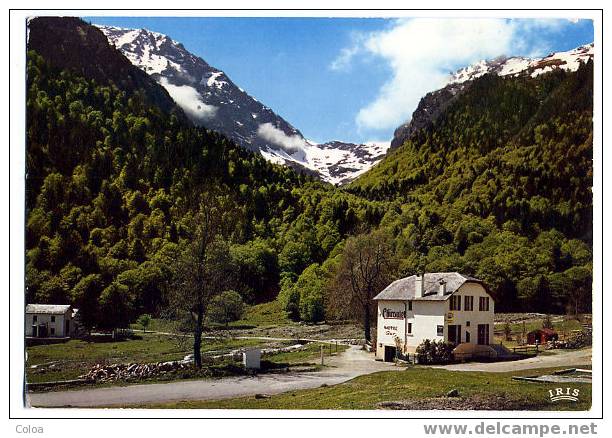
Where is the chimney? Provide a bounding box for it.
[438,279,447,296]
[415,273,425,298]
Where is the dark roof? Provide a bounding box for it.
[373,272,485,301]
[528,328,558,336]
[26,304,72,314]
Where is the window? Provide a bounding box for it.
[466,331,471,343]
[51,316,56,322]
[33,315,37,323]
[464,295,474,311]
[479,297,490,311]
[449,295,461,311]
[437,325,444,336]
[466,321,470,327]
[50,327,55,335]
[407,323,412,334]
[407,301,413,311]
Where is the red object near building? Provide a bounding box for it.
[527,328,558,345]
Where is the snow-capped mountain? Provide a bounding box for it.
[391,43,594,149]
[97,25,388,184]
[447,43,594,85]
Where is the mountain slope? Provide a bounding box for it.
[348,60,593,311]
[25,17,389,317]
[27,17,186,120]
[391,44,594,149]
[98,25,389,184]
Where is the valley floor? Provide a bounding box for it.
[27,345,395,408]
[27,346,591,410]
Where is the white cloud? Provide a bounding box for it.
[158,77,217,122]
[329,33,367,71]
[330,45,361,71]
[335,18,574,132]
[257,123,308,154]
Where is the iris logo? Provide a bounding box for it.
[548,387,580,402]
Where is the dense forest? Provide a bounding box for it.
[25,18,593,333]
[347,63,593,313]
[25,46,385,329]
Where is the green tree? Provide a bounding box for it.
[136,313,152,332]
[328,230,397,341]
[295,263,325,323]
[167,196,233,368]
[71,274,104,335]
[209,290,245,327]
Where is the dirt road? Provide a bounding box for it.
[431,348,592,372]
[27,346,396,408]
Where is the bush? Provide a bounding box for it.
[209,290,245,327]
[136,313,152,332]
[416,339,455,364]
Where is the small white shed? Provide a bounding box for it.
[25,304,75,338]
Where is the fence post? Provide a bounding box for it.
[320,345,324,366]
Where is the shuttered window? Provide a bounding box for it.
[464,296,474,311]
[450,295,461,311]
[479,297,490,311]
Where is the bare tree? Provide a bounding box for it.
[168,194,232,368]
[328,230,397,342]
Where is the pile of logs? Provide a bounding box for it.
[564,330,592,349]
[545,329,592,350]
[79,361,190,382]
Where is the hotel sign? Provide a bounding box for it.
[382,308,406,319]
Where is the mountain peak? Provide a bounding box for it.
[447,43,594,85]
[97,24,389,184]
[391,43,593,149]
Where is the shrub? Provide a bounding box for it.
[136,313,152,332]
[209,290,245,327]
[416,339,455,364]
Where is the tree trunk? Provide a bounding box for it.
[193,310,203,368]
[364,304,371,342]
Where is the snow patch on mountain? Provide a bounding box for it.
[448,44,593,85]
[260,138,390,185]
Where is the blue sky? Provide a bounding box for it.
[87,17,594,144]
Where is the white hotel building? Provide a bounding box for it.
[373,272,494,361]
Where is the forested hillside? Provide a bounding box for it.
[25,19,387,330]
[348,63,593,312]
[25,18,593,331]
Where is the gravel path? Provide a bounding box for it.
[27,346,396,408]
[430,348,591,372]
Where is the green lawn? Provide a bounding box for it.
[25,332,344,385]
[233,300,292,327]
[264,342,348,365]
[138,366,591,410]
[129,300,291,333]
